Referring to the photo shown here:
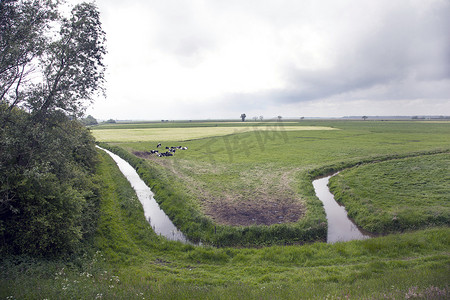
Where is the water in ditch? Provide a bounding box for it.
[313,173,371,243]
[98,146,189,243]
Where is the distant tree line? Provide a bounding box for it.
[0,0,106,256]
[80,115,98,126]
[412,116,450,120]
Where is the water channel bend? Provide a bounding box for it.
[313,173,370,243]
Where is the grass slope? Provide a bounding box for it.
[1,150,448,299]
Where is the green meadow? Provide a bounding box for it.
[95,120,450,246]
[329,153,450,233]
[2,120,449,299]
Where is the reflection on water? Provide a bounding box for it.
[313,174,370,243]
[98,146,189,243]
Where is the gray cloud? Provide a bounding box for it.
[80,0,450,119]
[265,0,450,104]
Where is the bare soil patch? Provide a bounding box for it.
[133,151,151,159]
[205,197,304,226]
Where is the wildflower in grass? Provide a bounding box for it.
[405,286,448,299]
[405,286,422,299]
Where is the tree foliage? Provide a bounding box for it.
[0,0,58,106]
[80,114,98,126]
[0,0,106,256]
[0,0,106,118]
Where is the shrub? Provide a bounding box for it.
[0,106,100,256]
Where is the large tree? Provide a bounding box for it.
[0,0,106,119]
[0,0,106,256]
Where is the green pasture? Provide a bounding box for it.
[329,153,450,233]
[2,151,448,299]
[94,120,450,245]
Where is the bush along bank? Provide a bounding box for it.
[0,107,102,257]
[97,143,327,246]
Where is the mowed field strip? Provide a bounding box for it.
[92,125,337,142]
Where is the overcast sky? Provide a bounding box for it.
[74,0,449,120]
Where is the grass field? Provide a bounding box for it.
[2,120,448,299]
[92,124,336,142]
[1,150,448,299]
[93,120,450,246]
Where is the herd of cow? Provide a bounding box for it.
[147,143,188,157]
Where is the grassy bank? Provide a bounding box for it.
[329,153,450,233]
[1,150,449,299]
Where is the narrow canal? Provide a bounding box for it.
[313,173,370,243]
[98,146,190,243]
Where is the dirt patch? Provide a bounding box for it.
[205,197,303,226]
[133,151,151,159]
